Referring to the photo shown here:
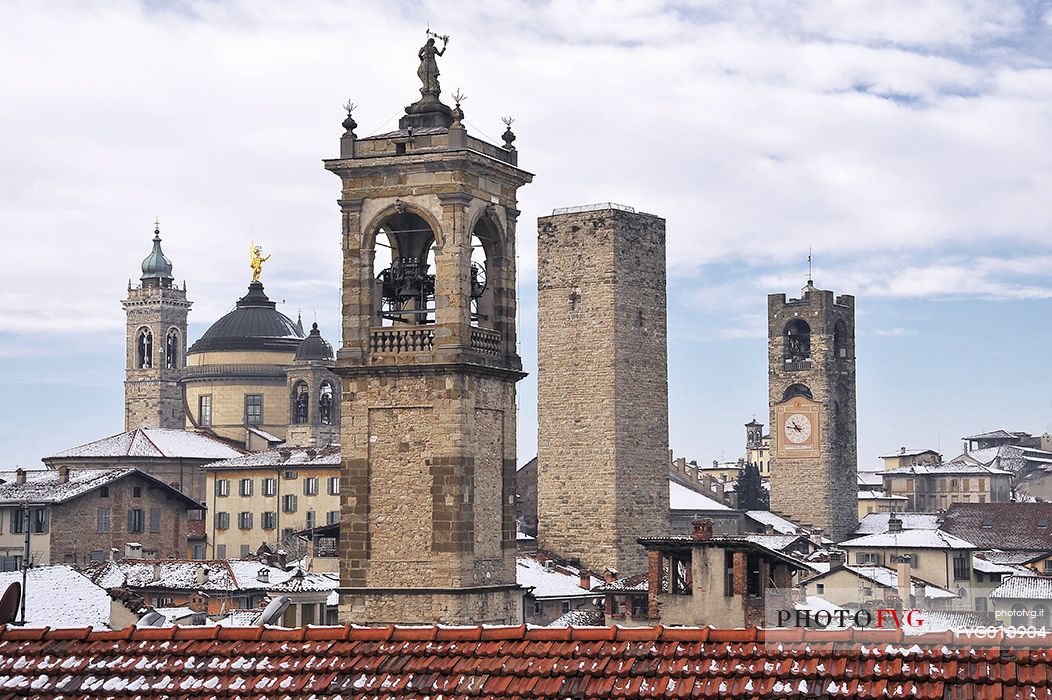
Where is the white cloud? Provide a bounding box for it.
[873,327,912,336]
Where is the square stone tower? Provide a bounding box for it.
[536,204,670,575]
[324,40,532,625]
[122,224,190,430]
[768,282,857,541]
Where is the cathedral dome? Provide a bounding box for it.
[294,322,334,362]
[141,227,174,284]
[188,281,304,354]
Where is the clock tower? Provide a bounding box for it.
[768,281,857,541]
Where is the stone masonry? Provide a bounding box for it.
[123,283,190,431]
[325,95,532,625]
[536,205,670,576]
[768,284,858,542]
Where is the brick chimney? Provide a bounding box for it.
[57,465,69,484]
[579,569,592,591]
[692,518,714,541]
[15,468,25,486]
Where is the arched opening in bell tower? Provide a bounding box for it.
[137,328,153,369]
[784,319,811,366]
[469,215,500,330]
[292,381,309,424]
[371,211,437,327]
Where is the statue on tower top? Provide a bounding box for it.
[417,30,448,98]
[250,242,270,283]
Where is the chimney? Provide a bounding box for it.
[827,549,846,568]
[125,542,142,558]
[900,447,906,455]
[810,527,824,545]
[15,468,25,486]
[57,466,70,484]
[579,569,592,591]
[195,564,209,586]
[692,518,714,541]
[257,568,270,584]
[888,514,904,533]
[151,563,162,582]
[603,567,618,584]
[764,524,775,535]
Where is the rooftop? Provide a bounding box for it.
[1,625,1050,698]
[879,460,1011,476]
[550,202,636,215]
[803,565,956,599]
[188,281,304,354]
[48,428,242,461]
[516,555,601,600]
[878,448,941,459]
[939,503,1052,551]
[669,481,731,511]
[0,468,198,508]
[989,575,1052,601]
[745,510,806,535]
[206,444,340,471]
[853,512,940,535]
[0,566,111,629]
[839,529,976,550]
[82,559,295,593]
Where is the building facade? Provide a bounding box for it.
[325,45,531,625]
[536,203,670,575]
[768,282,858,541]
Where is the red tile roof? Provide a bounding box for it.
[0,625,1051,697]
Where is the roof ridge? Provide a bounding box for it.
[136,428,165,457]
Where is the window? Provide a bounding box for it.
[319,381,335,425]
[1044,560,1052,574]
[127,509,145,534]
[856,552,882,565]
[137,328,153,368]
[245,394,263,425]
[784,319,811,366]
[89,550,105,563]
[906,478,914,491]
[327,477,340,495]
[724,551,735,597]
[326,510,340,525]
[238,512,253,530]
[282,495,298,513]
[240,544,251,558]
[149,509,161,534]
[97,507,110,534]
[216,544,227,559]
[99,486,110,498]
[165,329,180,369]
[239,479,254,497]
[862,586,873,597]
[198,395,212,427]
[281,527,294,542]
[950,479,958,491]
[215,512,230,530]
[304,477,319,496]
[261,512,277,530]
[32,509,48,534]
[533,601,542,615]
[306,511,316,529]
[816,584,825,594]
[293,382,309,424]
[215,479,230,497]
[963,478,970,492]
[979,479,986,492]
[952,552,970,581]
[9,510,23,534]
[561,601,571,614]
[191,544,205,560]
[133,486,142,498]
[282,470,298,480]
[263,478,277,497]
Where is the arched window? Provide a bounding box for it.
[137,328,153,369]
[782,383,813,401]
[319,381,334,425]
[834,320,850,359]
[165,329,180,369]
[292,382,309,424]
[784,319,811,365]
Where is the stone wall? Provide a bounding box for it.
[768,286,858,541]
[536,206,670,576]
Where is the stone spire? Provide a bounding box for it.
[140,221,174,287]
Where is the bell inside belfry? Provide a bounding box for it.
[374,212,436,325]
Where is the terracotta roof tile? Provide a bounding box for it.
[1,624,1052,698]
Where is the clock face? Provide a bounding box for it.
[784,413,813,444]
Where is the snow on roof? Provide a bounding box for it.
[669,481,730,511]
[265,569,338,594]
[49,428,242,460]
[745,510,805,535]
[878,448,940,459]
[83,559,293,592]
[880,460,1011,476]
[549,608,605,627]
[795,595,846,615]
[858,490,907,500]
[857,472,883,487]
[207,444,341,470]
[215,609,260,627]
[0,468,131,504]
[516,557,602,600]
[805,565,956,599]
[839,529,976,550]
[853,512,940,535]
[972,554,1031,575]
[0,565,111,629]
[743,534,810,552]
[247,427,284,443]
[964,430,1022,441]
[989,575,1052,601]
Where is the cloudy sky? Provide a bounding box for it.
[2,0,1051,470]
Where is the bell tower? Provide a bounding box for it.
[325,34,533,625]
[768,281,857,541]
[122,223,191,430]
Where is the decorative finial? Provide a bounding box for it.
[451,89,466,126]
[153,217,160,234]
[250,241,271,283]
[341,100,357,137]
[501,116,516,150]
[807,248,813,286]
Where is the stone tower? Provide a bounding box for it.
[536,203,670,575]
[122,224,191,430]
[324,38,532,625]
[768,281,857,541]
[285,323,340,448]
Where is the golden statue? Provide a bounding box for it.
[250,242,270,282]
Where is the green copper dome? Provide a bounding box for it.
[141,225,174,285]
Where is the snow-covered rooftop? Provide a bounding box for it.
[0,468,194,507]
[745,510,805,535]
[516,556,602,600]
[989,575,1052,601]
[880,460,1011,476]
[49,428,242,460]
[207,444,341,470]
[805,565,955,599]
[839,529,976,550]
[0,565,111,629]
[853,512,940,535]
[265,568,339,594]
[858,490,907,500]
[669,481,730,511]
[972,554,1031,575]
[83,559,295,592]
[742,534,810,552]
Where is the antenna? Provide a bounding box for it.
[807,247,813,285]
